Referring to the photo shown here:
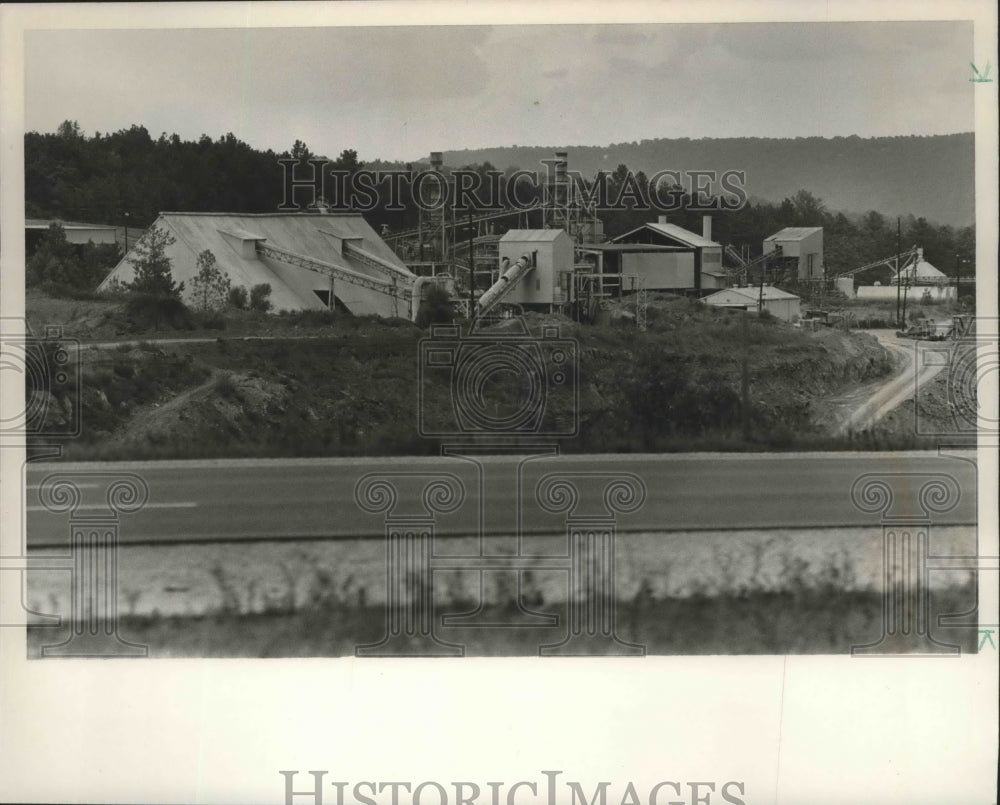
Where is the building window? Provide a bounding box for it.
[806,253,815,277]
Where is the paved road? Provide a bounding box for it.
[21,452,977,547]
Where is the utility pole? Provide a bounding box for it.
[468,210,475,322]
[901,271,910,327]
[741,313,751,441]
[758,254,766,314]
[895,217,902,328]
[954,253,961,304]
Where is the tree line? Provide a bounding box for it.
[26,121,975,282]
[442,133,975,228]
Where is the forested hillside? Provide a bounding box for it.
[25,123,974,282]
[442,134,975,227]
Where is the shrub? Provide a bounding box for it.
[124,293,193,332]
[213,372,239,399]
[27,224,122,294]
[415,284,455,328]
[228,286,248,310]
[249,283,273,313]
[283,309,338,328]
[194,310,227,330]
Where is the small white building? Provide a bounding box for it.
[763,227,824,281]
[498,229,575,311]
[702,285,801,322]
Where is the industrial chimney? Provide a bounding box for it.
[554,151,568,181]
[702,215,712,242]
[430,152,443,171]
[658,215,668,224]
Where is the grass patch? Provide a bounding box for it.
[26,584,977,657]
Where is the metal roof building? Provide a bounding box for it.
[611,216,724,293]
[763,227,824,281]
[496,229,575,310]
[702,285,802,322]
[98,212,414,317]
[622,221,720,250]
[763,227,823,243]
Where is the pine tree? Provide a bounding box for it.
[126,225,182,297]
[188,249,230,310]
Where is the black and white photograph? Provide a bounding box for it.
[1,2,997,803]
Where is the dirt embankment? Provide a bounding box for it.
[877,370,971,439]
[28,295,900,460]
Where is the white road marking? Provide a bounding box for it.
[26,502,197,512]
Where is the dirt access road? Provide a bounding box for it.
[836,330,947,434]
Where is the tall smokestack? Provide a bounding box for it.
[702,215,712,241]
[430,151,443,171]
[554,151,568,208]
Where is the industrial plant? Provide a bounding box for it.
[96,149,972,331]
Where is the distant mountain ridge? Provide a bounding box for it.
[438,134,974,227]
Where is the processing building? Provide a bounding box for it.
[99,212,416,318]
[762,227,824,281]
[609,216,726,292]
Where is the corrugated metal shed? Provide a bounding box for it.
[764,227,823,242]
[99,212,412,316]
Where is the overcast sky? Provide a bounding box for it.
[25,21,974,162]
